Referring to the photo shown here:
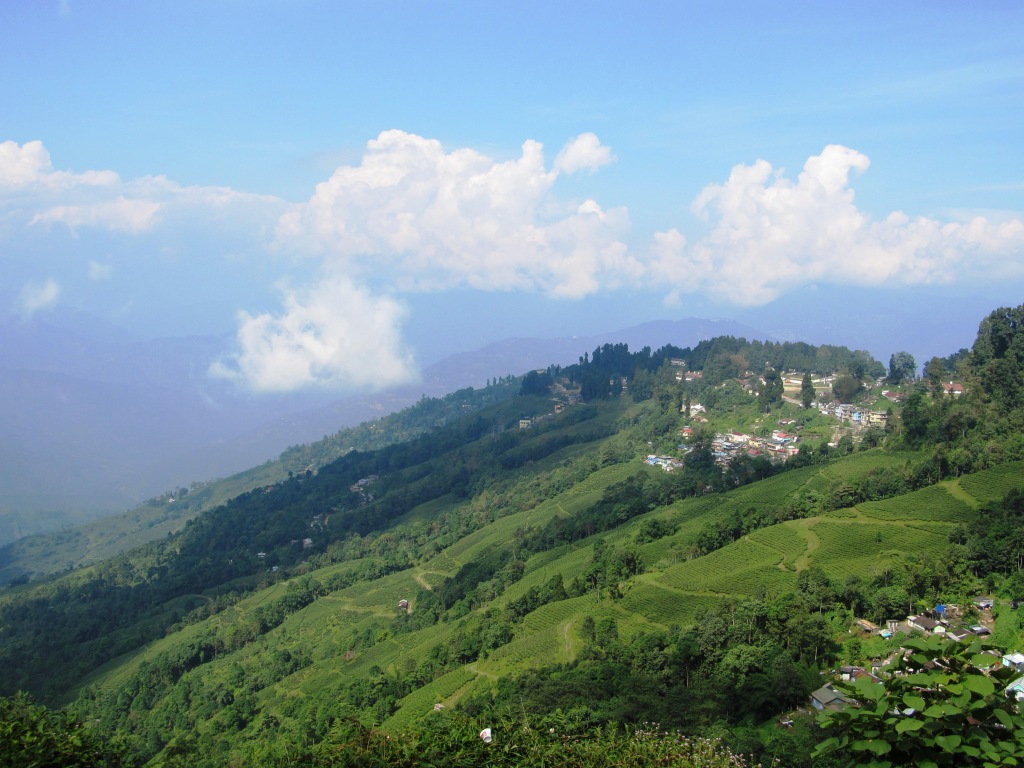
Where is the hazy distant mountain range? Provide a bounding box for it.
[0,312,763,543]
[0,285,1002,544]
[737,285,997,363]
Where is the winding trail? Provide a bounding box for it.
[561,620,574,659]
[942,479,980,509]
[466,662,498,681]
[793,521,821,572]
[414,572,433,591]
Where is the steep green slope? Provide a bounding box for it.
[0,395,629,701]
[0,380,521,585]
[62,450,1014,766]
[6,307,1024,766]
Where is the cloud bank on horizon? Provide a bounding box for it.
[2,133,1023,392]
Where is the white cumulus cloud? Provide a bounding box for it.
[274,130,633,299]
[209,276,416,393]
[19,278,60,316]
[0,139,281,237]
[6,135,1024,392]
[0,139,119,191]
[553,132,616,174]
[31,196,160,233]
[649,144,1024,304]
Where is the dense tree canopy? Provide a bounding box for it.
[888,351,917,384]
[972,304,1024,410]
[832,374,864,403]
[801,372,815,409]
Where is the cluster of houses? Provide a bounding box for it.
[817,401,890,429]
[646,454,684,471]
[810,600,1024,712]
[646,420,806,473]
[710,426,802,464]
[853,602,993,642]
[516,381,586,430]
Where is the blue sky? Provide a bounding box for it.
[2,1,1023,391]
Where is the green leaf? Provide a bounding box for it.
[935,734,963,751]
[896,718,925,733]
[953,691,973,708]
[813,736,840,756]
[852,739,893,755]
[854,677,885,701]
[904,673,934,686]
[995,744,1018,763]
[903,694,927,711]
[868,740,893,756]
[923,704,949,718]
[963,674,996,697]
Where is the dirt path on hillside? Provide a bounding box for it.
[793,522,821,571]
[467,662,498,681]
[562,620,573,658]
[943,479,980,509]
[414,572,433,591]
[639,572,746,600]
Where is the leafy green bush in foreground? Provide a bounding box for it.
[816,636,1024,767]
[230,711,756,768]
[0,692,127,767]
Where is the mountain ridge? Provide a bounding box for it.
[0,315,767,542]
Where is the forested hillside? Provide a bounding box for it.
[3,305,1024,767]
[0,378,521,584]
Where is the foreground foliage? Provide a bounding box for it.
[816,636,1024,767]
[0,692,126,767]
[233,711,757,768]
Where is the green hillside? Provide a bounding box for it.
[0,380,521,585]
[4,307,1024,767]
[61,453,1020,766]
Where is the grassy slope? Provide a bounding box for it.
[77,454,1024,753]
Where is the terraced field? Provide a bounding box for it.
[657,537,786,596]
[750,523,808,571]
[382,667,477,730]
[521,595,591,633]
[956,460,1024,505]
[809,519,949,582]
[803,451,915,491]
[858,485,972,523]
[622,579,726,627]
[724,465,820,505]
[78,448,1011,739]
